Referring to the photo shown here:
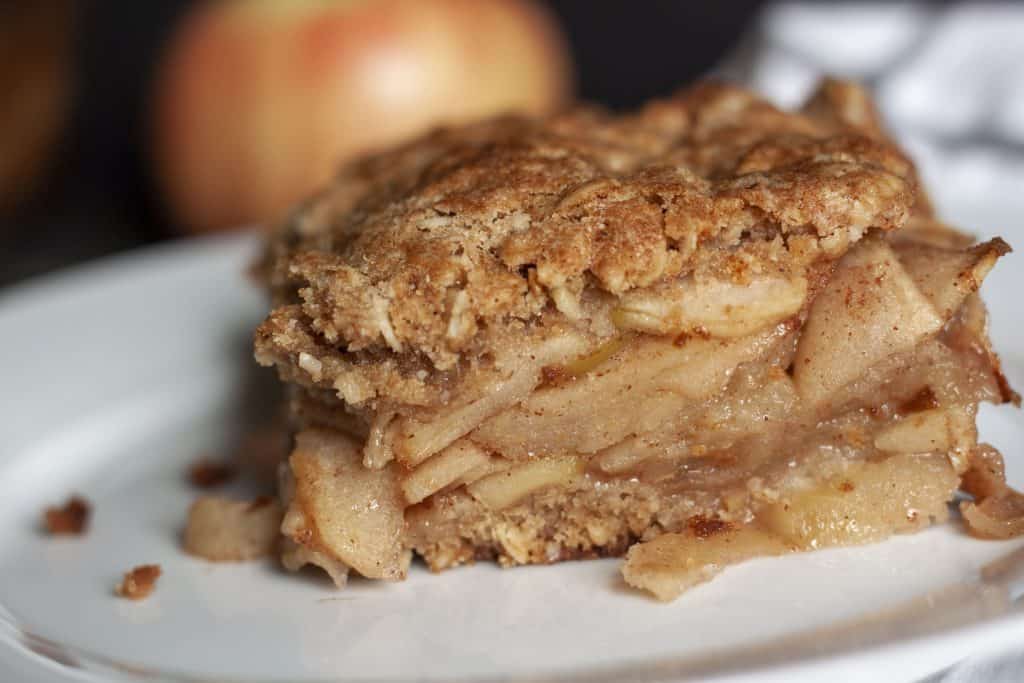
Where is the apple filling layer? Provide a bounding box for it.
[273,234,1017,600]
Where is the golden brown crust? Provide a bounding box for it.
[256,79,917,386]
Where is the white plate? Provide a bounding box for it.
[1,193,1023,683]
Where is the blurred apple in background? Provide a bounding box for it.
[151,0,573,234]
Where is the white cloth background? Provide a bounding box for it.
[720,2,1024,220]
[720,3,1024,681]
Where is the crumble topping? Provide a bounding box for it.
[257,80,917,379]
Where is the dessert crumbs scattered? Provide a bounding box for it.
[43,496,91,535]
[188,459,236,488]
[115,564,161,600]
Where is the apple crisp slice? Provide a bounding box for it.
[253,78,1019,600]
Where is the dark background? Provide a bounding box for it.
[0,1,765,287]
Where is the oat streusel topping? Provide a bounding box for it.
[256,79,918,396]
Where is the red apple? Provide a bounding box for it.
[152,0,573,234]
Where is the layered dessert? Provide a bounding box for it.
[254,79,1020,600]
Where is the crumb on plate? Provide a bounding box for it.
[43,495,90,535]
[115,564,161,600]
